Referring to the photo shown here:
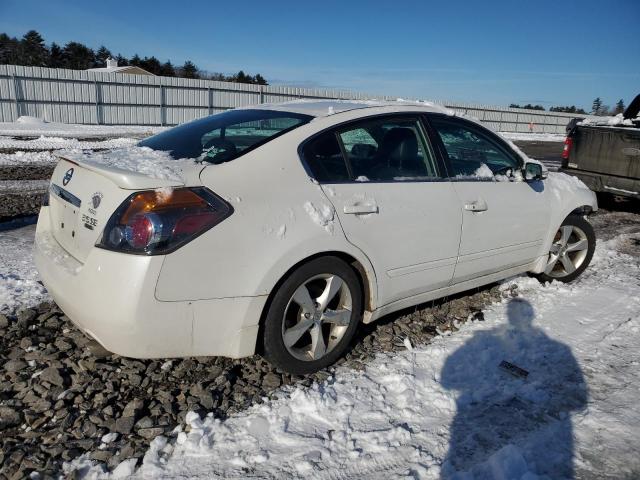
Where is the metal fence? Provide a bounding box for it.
[0,64,594,133]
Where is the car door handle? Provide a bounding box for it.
[343,204,379,215]
[464,200,488,212]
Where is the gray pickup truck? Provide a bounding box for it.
[562,94,640,199]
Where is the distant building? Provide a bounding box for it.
[87,57,155,76]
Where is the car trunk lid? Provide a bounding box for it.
[48,156,185,263]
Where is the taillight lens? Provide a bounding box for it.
[562,137,573,159]
[96,187,232,255]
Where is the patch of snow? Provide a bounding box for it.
[16,116,48,125]
[0,225,49,314]
[355,175,370,182]
[455,163,494,180]
[578,114,637,128]
[0,136,138,151]
[154,187,174,203]
[0,120,164,139]
[160,361,173,371]
[101,433,118,444]
[63,147,196,183]
[546,171,590,201]
[498,132,567,142]
[0,150,58,166]
[303,201,335,234]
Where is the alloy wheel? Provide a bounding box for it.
[544,224,590,278]
[281,274,353,361]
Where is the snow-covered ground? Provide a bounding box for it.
[498,132,566,142]
[0,116,164,139]
[0,136,139,151]
[2,215,639,479]
[0,225,48,314]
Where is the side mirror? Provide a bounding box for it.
[524,162,548,181]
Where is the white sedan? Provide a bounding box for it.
[34,101,597,374]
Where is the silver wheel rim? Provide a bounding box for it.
[282,274,353,362]
[544,224,589,278]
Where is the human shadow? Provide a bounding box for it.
[440,298,588,479]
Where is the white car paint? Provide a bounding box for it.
[33,100,597,359]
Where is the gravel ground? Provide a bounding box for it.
[0,210,638,479]
[0,282,504,478]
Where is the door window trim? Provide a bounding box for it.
[298,113,449,184]
[422,113,525,182]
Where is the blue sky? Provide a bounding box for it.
[1,0,638,109]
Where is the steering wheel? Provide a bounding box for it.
[201,137,238,164]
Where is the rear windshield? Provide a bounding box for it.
[139,109,312,163]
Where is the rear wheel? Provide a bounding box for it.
[263,257,362,374]
[535,215,595,283]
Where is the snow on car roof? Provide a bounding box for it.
[247,99,452,118]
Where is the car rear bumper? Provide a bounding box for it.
[34,207,266,358]
[562,168,640,199]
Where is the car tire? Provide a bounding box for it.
[262,256,363,375]
[535,215,595,283]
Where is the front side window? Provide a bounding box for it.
[139,109,312,162]
[339,117,438,181]
[429,117,521,179]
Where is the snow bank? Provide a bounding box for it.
[0,225,49,314]
[0,150,58,166]
[0,119,164,139]
[68,226,640,479]
[498,132,566,142]
[0,136,138,151]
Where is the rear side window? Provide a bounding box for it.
[303,132,350,182]
[139,109,312,162]
[429,117,521,178]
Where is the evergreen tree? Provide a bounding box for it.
[180,60,199,79]
[129,54,142,67]
[21,30,49,66]
[592,97,603,115]
[254,73,267,85]
[61,41,95,69]
[115,54,128,66]
[140,56,161,75]
[549,105,587,114]
[0,33,21,64]
[159,61,175,77]
[95,46,112,67]
[48,42,64,67]
[614,99,625,115]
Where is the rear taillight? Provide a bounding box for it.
[562,137,573,160]
[96,187,232,255]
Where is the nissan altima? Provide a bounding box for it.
[34,101,597,374]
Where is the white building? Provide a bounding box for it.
[87,57,154,76]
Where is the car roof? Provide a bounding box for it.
[246,99,453,118]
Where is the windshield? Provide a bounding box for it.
[139,109,313,162]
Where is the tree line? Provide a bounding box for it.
[0,30,268,84]
[509,98,626,116]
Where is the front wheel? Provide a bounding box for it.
[535,215,595,283]
[262,257,363,375]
